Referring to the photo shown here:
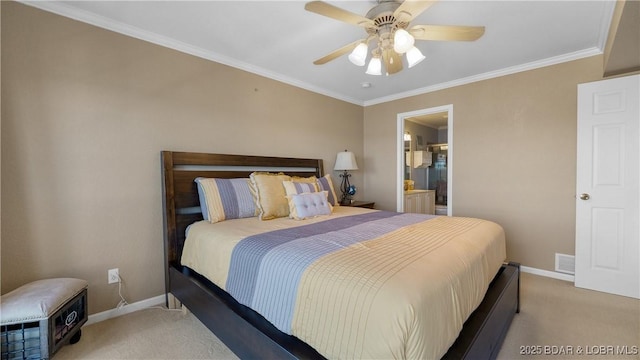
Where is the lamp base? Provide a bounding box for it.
[339,171,352,206]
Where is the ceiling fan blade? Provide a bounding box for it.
[313,40,363,65]
[410,25,485,41]
[393,0,437,23]
[382,49,403,75]
[305,1,375,28]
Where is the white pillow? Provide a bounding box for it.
[287,191,332,220]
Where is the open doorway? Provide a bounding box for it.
[396,105,453,215]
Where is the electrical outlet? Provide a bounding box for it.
[108,268,120,284]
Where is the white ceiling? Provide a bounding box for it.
[24,1,616,106]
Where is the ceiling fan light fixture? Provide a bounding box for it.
[365,57,382,76]
[393,28,414,54]
[348,43,368,66]
[305,0,485,75]
[406,46,426,68]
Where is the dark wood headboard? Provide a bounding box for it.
[161,151,324,287]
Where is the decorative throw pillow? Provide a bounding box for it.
[283,179,319,196]
[316,174,340,206]
[287,191,332,220]
[249,172,292,220]
[290,175,319,184]
[194,178,257,223]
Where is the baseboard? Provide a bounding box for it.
[521,265,575,282]
[85,294,165,326]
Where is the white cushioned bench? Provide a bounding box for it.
[1,278,88,360]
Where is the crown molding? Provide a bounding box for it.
[19,0,364,106]
[363,47,603,106]
[19,1,612,108]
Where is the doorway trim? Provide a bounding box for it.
[397,105,454,214]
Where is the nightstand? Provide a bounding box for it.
[345,201,375,209]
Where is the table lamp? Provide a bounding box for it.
[334,150,359,205]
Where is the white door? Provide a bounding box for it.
[575,74,640,299]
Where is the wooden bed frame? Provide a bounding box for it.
[161,150,520,359]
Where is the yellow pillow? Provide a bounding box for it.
[291,175,318,184]
[249,172,291,220]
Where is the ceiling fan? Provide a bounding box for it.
[305,0,485,76]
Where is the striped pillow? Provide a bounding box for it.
[283,179,319,196]
[195,178,258,223]
[316,174,340,206]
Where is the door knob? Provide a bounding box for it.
[579,193,590,200]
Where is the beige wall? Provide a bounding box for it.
[1,2,363,314]
[364,56,605,271]
[0,1,625,314]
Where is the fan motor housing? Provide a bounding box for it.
[365,0,410,37]
[366,1,400,24]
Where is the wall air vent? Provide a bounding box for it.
[555,253,575,275]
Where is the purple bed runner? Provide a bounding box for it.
[225,211,435,333]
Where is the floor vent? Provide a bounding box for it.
[555,253,575,275]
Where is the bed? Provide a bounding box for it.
[161,151,519,359]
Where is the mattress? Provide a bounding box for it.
[181,207,506,359]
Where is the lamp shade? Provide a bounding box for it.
[406,46,426,68]
[365,57,382,76]
[393,28,415,54]
[348,43,368,67]
[334,150,359,171]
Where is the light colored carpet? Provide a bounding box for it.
[54,307,238,360]
[54,273,639,359]
[497,273,639,360]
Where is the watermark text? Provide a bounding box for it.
[519,345,638,356]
